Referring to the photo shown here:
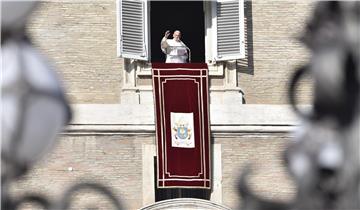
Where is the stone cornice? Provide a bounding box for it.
[61,104,305,135]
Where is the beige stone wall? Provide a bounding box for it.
[11,135,153,210]
[27,1,123,104]
[27,1,315,105]
[238,1,314,104]
[15,1,312,209]
[11,133,295,209]
[218,134,296,209]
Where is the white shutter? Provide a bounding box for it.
[213,0,245,61]
[117,0,149,61]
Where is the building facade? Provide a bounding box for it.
[13,1,314,209]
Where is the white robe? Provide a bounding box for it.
[161,38,188,63]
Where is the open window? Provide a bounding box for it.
[150,1,205,63]
[117,0,245,62]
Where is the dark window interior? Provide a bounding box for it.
[150,1,205,63]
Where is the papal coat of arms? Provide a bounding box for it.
[170,112,195,148]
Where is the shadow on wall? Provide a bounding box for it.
[237,0,254,75]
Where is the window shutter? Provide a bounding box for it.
[213,0,245,61]
[117,0,149,61]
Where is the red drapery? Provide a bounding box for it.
[152,63,211,189]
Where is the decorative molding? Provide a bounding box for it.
[63,125,295,136]
[69,104,300,124]
[62,104,304,135]
[142,144,156,206]
[135,62,224,77]
[211,144,222,203]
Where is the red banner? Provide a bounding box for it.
[152,63,211,189]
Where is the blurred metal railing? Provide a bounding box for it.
[239,2,360,210]
[1,2,123,209]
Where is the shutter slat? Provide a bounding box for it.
[217,10,238,14]
[218,42,240,47]
[123,29,142,33]
[123,45,143,49]
[123,3,142,9]
[123,38,143,43]
[218,48,240,51]
[218,17,238,20]
[123,12,142,18]
[122,21,142,26]
[218,31,240,36]
[218,41,241,46]
[218,40,240,44]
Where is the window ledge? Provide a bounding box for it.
[68,104,304,126]
[135,62,224,77]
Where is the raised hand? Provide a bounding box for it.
[164,30,170,39]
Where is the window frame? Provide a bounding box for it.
[116,0,245,75]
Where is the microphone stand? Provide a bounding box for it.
[185,46,191,63]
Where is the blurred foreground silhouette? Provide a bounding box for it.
[239,2,360,210]
[1,2,122,209]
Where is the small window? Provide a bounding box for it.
[150,1,205,63]
[117,0,245,63]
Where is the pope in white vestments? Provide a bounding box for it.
[161,30,189,63]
